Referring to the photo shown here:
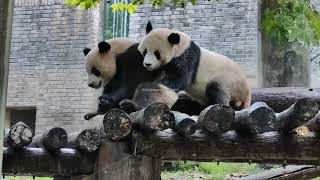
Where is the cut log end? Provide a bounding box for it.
[198,104,235,135]
[6,122,33,148]
[77,129,100,152]
[103,109,132,141]
[293,98,319,121]
[43,127,68,150]
[248,102,276,134]
[277,98,320,132]
[142,103,175,131]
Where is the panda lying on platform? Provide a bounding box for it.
[137,22,251,110]
[83,38,178,118]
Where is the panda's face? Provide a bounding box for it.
[84,42,116,89]
[138,37,174,71]
[138,24,181,71]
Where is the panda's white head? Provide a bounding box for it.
[138,21,191,71]
[84,38,137,89]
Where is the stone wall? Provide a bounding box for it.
[7,0,102,133]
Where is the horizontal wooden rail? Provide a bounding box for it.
[2,147,96,176]
[134,130,320,165]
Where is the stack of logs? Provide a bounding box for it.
[3,122,99,176]
[4,87,320,177]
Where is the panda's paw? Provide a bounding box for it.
[84,113,98,120]
[119,99,140,113]
[97,96,115,114]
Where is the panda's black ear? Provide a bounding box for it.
[168,33,180,45]
[83,48,91,56]
[146,21,153,34]
[98,41,111,53]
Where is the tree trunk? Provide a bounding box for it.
[0,0,14,176]
[258,0,310,88]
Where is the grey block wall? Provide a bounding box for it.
[128,0,320,88]
[7,0,102,133]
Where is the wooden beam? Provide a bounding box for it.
[172,88,320,115]
[133,130,320,164]
[93,141,161,180]
[2,147,96,176]
[0,0,14,176]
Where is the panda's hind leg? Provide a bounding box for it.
[205,81,230,106]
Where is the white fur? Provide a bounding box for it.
[85,114,105,130]
[85,38,138,89]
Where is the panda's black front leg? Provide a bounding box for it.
[97,87,131,114]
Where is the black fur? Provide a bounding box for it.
[98,41,111,53]
[168,33,180,45]
[83,48,91,56]
[205,82,230,106]
[146,21,153,34]
[97,44,163,114]
[156,41,201,92]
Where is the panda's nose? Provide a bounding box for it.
[88,83,94,88]
[144,63,151,67]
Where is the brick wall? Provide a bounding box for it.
[7,0,103,133]
[128,0,320,88]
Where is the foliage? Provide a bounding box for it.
[161,161,264,180]
[65,0,100,10]
[261,0,320,47]
[65,0,213,12]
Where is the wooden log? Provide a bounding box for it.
[2,147,95,176]
[66,129,100,152]
[5,122,33,148]
[197,104,235,135]
[103,109,132,141]
[275,98,319,133]
[28,127,68,151]
[172,111,197,136]
[133,130,320,164]
[305,112,320,132]
[103,103,175,140]
[232,102,276,135]
[239,165,320,180]
[172,88,320,115]
[129,102,175,132]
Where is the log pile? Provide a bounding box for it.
[3,87,320,177]
[4,122,101,153]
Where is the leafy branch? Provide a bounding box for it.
[261,0,320,47]
[65,0,209,13]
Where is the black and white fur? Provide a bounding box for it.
[138,22,251,110]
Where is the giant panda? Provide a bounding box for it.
[83,38,178,117]
[137,22,251,110]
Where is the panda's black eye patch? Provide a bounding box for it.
[154,50,161,60]
[91,67,101,77]
[143,49,147,56]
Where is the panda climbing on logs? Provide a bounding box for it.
[136,21,251,110]
[83,38,178,118]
